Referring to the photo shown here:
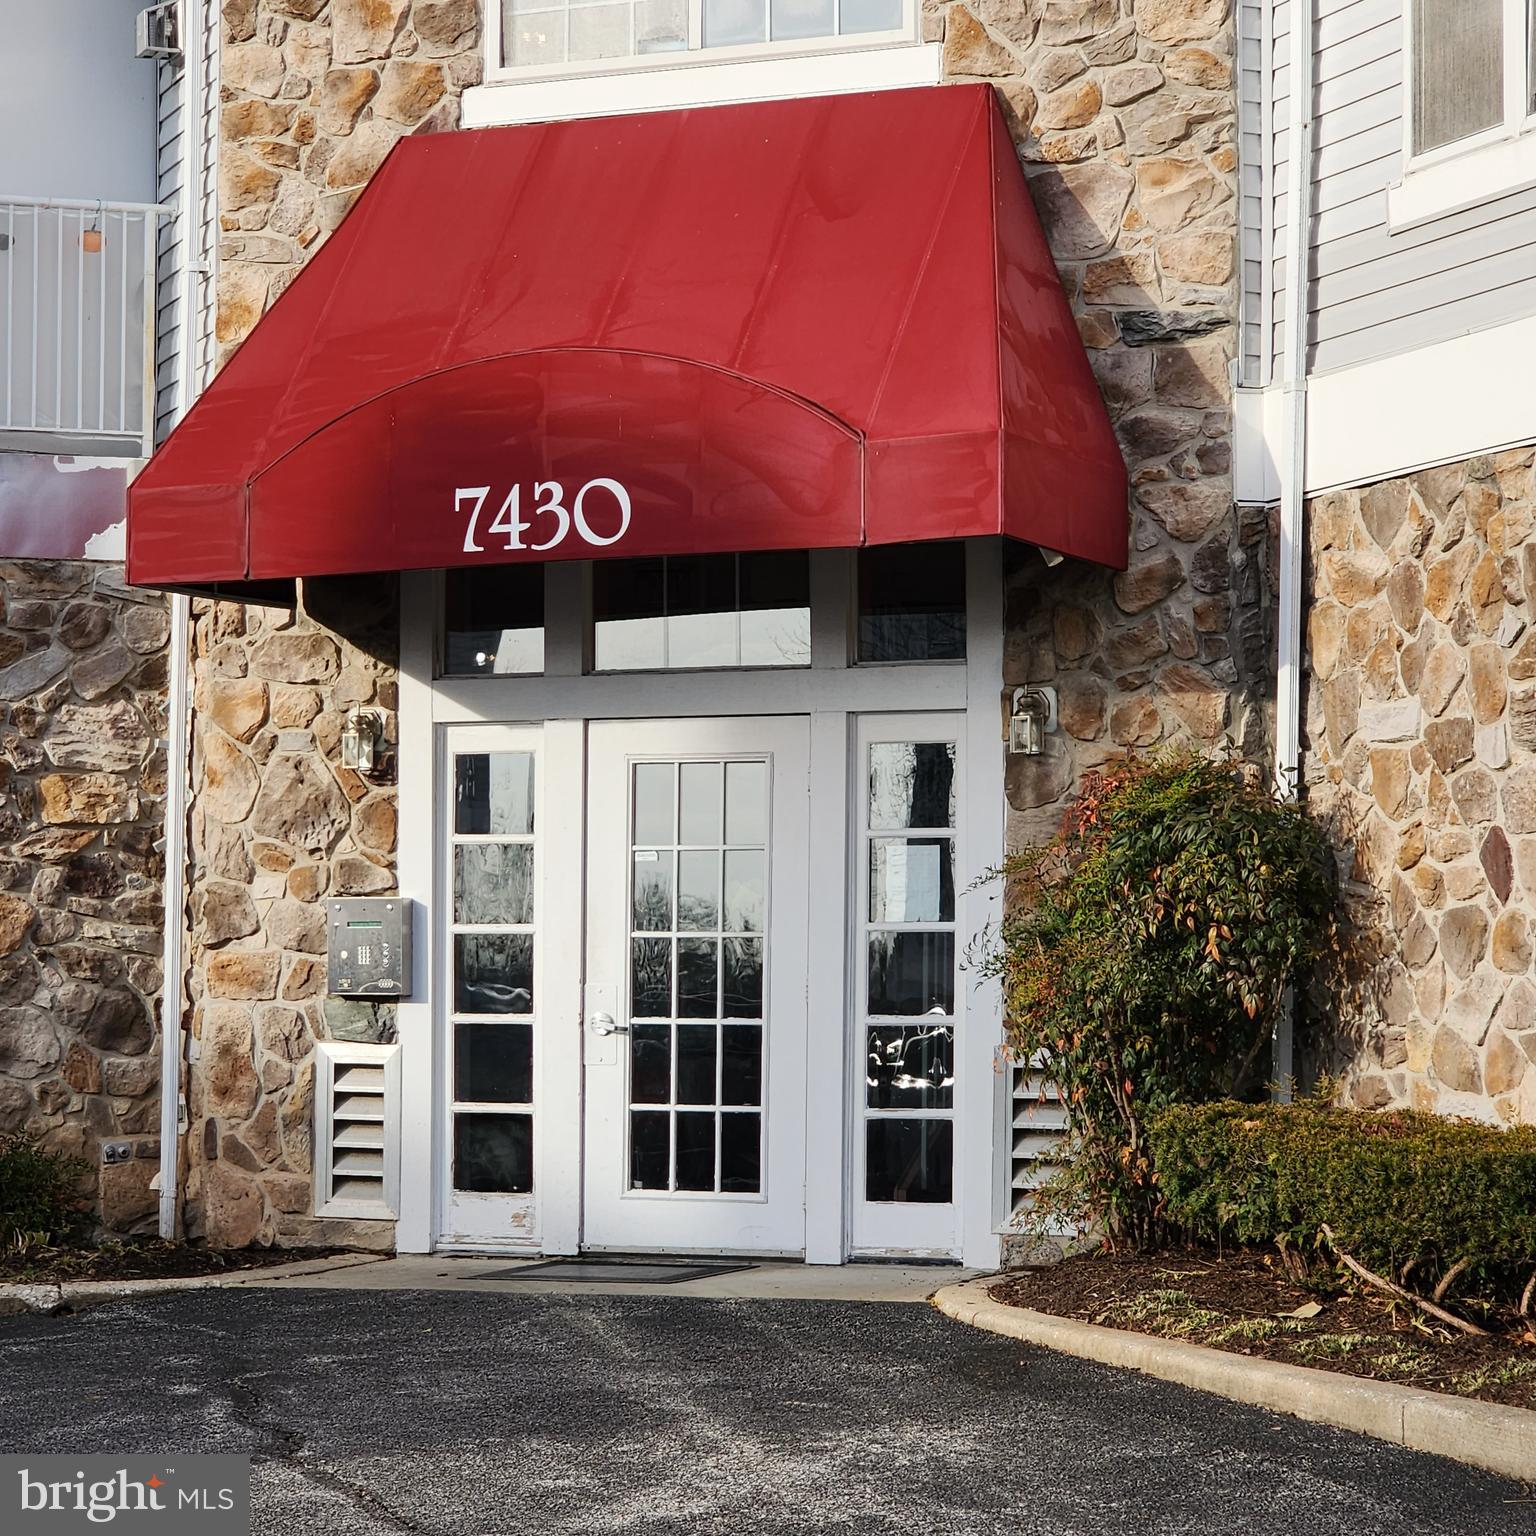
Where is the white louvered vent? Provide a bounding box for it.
[316,1042,400,1220]
[1008,1061,1067,1220]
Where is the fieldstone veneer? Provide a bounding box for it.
[217,0,480,359]
[0,562,170,1231]
[1305,449,1536,1124]
[930,0,1259,848]
[184,581,398,1247]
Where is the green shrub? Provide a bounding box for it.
[0,1132,89,1249]
[979,750,1339,1245]
[1150,1101,1536,1295]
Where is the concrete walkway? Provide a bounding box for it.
[0,1287,1528,1534]
[236,1252,970,1301]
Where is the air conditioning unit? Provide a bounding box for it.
[135,1,181,59]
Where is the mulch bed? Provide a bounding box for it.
[0,1241,336,1285]
[991,1247,1536,1412]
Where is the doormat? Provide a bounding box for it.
[481,1257,755,1285]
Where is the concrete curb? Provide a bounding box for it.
[0,1252,387,1316]
[932,1276,1536,1485]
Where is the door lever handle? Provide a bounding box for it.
[590,1012,628,1036]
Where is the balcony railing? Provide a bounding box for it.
[0,195,175,458]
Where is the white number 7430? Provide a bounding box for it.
[459,478,631,554]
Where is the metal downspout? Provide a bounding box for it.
[158,0,205,1238]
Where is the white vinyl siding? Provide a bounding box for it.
[153,55,184,443]
[1239,0,1270,381]
[1266,0,1536,379]
[153,2,219,445]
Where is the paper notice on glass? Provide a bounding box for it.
[885,841,942,922]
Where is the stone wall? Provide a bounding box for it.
[183,580,399,1247]
[0,560,170,1232]
[1304,449,1536,1124]
[217,0,480,357]
[930,0,1264,847]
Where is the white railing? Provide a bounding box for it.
[0,195,175,457]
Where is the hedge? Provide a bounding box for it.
[1149,1102,1536,1285]
[0,1131,88,1249]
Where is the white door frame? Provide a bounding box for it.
[395,543,1008,1266]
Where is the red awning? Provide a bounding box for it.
[128,84,1127,595]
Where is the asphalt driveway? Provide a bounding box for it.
[0,1289,1528,1534]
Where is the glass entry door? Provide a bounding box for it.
[582,717,810,1255]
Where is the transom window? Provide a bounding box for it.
[594,553,811,672]
[491,0,911,77]
[1410,0,1536,157]
[435,543,970,677]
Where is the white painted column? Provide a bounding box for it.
[959,539,1006,1270]
[804,549,852,1263]
[537,717,585,1255]
[803,708,851,1263]
[394,571,438,1252]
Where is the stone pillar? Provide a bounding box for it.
[184,576,399,1247]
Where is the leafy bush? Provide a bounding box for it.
[1151,1100,1536,1299]
[0,1132,89,1249]
[981,751,1339,1245]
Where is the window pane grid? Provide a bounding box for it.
[626,758,766,1195]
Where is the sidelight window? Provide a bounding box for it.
[857,732,958,1214]
[449,749,538,1196]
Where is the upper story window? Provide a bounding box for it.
[490,0,910,78]
[1410,0,1535,157]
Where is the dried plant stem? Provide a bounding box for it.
[1320,1226,1489,1338]
[1521,1270,1535,1320]
[1431,1256,1473,1306]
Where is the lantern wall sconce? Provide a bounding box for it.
[341,707,390,778]
[1007,686,1058,757]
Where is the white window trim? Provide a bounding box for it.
[462,39,941,127]
[1391,0,1536,229]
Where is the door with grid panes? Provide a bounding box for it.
[441,726,542,1245]
[583,717,809,1254]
